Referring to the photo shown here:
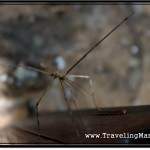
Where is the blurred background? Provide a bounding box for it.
[0,4,149,127]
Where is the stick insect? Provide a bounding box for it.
[0,12,134,142]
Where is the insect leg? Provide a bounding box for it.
[63,79,79,110]
[36,85,50,127]
[67,75,98,110]
[64,79,91,131]
[0,63,50,76]
[59,79,80,139]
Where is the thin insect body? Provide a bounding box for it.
[34,13,134,137]
[0,12,134,142]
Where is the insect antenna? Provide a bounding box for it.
[64,12,134,77]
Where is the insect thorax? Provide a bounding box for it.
[50,71,64,79]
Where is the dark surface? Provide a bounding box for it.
[1,105,150,144]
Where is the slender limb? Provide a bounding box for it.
[63,80,87,130]
[36,85,50,128]
[66,75,98,110]
[64,12,134,77]
[0,63,50,76]
[35,84,50,143]
[64,78,93,110]
[65,78,91,97]
[63,80,79,110]
[59,79,80,139]
[12,124,64,144]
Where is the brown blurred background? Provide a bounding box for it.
[0,4,149,127]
